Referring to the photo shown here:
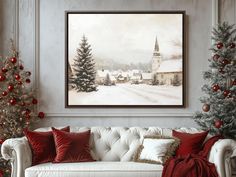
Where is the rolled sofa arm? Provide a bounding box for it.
[1,137,32,177]
[208,139,236,177]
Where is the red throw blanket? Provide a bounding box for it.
[162,135,222,177]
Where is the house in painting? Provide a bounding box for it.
[116,72,130,83]
[152,37,182,86]
[96,70,116,85]
[141,72,152,84]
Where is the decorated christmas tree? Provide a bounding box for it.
[0,40,45,177]
[194,22,236,139]
[71,35,97,92]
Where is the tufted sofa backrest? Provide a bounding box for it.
[35,127,202,161]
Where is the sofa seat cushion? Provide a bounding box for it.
[25,161,163,177]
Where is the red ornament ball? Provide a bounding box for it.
[32,98,38,104]
[0,169,4,176]
[216,42,223,49]
[214,119,223,129]
[221,59,230,66]
[202,104,210,112]
[2,91,8,96]
[25,114,31,119]
[0,139,5,144]
[212,84,220,92]
[9,98,17,105]
[213,54,220,61]
[229,43,235,48]
[1,67,8,73]
[15,74,21,80]
[8,84,14,91]
[38,112,45,119]
[25,78,31,83]
[23,109,31,118]
[10,57,17,64]
[232,79,236,86]
[0,74,6,81]
[19,64,24,70]
[223,90,231,97]
[25,109,31,115]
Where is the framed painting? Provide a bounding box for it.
[65,11,186,107]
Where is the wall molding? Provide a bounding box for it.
[24,0,219,118]
[33,0,40,90]
[212,0,219,27]
[46,112,193,118]
[14,0,19,49]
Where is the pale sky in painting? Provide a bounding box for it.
[68,13,183,64]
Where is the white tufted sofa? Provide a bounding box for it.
[1,127,236,177]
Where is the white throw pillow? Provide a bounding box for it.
[133,135,179,164]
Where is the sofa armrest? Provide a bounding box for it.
[208,139,236,177]
[1,137,32,177]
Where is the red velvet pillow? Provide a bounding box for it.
[24,126,70,165]
[172,130,208,156]
[52,129,95,163]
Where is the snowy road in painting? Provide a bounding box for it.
[69,84,182,105]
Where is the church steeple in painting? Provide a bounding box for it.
[152,37,162,73]
[154,37,159,51]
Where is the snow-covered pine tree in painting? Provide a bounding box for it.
[104,73,112,86]
[71,35,97,92]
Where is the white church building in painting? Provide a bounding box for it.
[152,38,182,86]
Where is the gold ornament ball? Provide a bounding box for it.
[17,128,23,134]
[202,104,210,112]
[231,60,236,65]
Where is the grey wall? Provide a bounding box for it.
[0,0,16,57]
[0,0,234,128]
[220,0,236,24]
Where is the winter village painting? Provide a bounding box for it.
[65,12,185,107]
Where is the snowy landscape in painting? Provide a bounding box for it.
[69,84,182,105]
[67,13,184,106]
